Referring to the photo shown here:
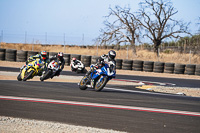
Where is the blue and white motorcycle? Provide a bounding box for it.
[79,62,116,91]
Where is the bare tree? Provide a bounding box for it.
[135,0,191,55]
[97,6,141,56]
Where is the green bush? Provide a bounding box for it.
[163,49,174,54]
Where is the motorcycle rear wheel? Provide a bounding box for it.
[94,76,108,92]
[23,70,34,81]
[40,70,52,81]
[79,76,89,90]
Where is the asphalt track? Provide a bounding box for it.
[0,67,200,132]
[0,66,200,87]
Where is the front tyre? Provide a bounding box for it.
[79,76,89,90]
[17,73,22,81]
[23,70,34,81]
[94,76,108,92]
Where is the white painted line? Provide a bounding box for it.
[0,95,199,117]
[104,87,176,96]
[112,79,176,86]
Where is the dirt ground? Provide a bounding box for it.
[0,61,200,97]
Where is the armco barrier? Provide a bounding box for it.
[0,48,199,76]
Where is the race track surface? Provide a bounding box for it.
[0,79,200,133]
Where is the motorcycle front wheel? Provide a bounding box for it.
[94,76,108,92]
[79,76,89,90]
[23,70,34,81]
[17,73,22,81]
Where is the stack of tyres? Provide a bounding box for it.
[16,50,27,62]
[81,55,91,67]
[132,60,143,71]
[122,59,133,70]
[195,65,200,76]
[143,61,154,72]
[153,62,165,73]
[71,54,81,60]
[49,52,57,58]
[116,59,122,69]
[0,48,5,60]
[27,51,38,59]
[5,49,17,62]
[164,63,175,74]
[174,64,186,74]
[64,54,70,66]
[185,64,196,75]
[91,56,100,65]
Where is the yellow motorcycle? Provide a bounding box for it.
[17,59,44,81]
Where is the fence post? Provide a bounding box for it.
[189,50,191,64]
[127,46,128,59]
[64,33,66,53]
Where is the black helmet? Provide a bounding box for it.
[57,52,63,60]
[108,50,116,60]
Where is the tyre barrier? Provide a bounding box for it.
[153,62,165,73]
[91,56,100,65]
[122,59,133,70]
[64,54,70,66]
[185,64,196,75]
[16,50,27,62]
[143,61,154,72]
[49,52,57,58]
[81,55,91,67]
[27,51,38,59]
[5,49,17,62]
[0,48,5,60]
[132,60,143,71]
[195,65,200,76]
[71,54,81,60]
[0,48,200,76]
[116,59,123,69]
[164,63,175,74]
[174,64,186,74]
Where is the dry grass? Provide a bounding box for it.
[1,42,200,64]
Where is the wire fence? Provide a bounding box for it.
[0,30,95,46]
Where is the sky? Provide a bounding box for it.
[0,0,199,45]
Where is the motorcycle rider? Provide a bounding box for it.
[70,57,82,71]
[20,51,49,76]
[49,52,65,77]
[86,50,116,77]
[26,51,49,65]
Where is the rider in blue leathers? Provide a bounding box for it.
[86,50,116,77]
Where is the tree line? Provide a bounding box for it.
[96,0,199,56]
